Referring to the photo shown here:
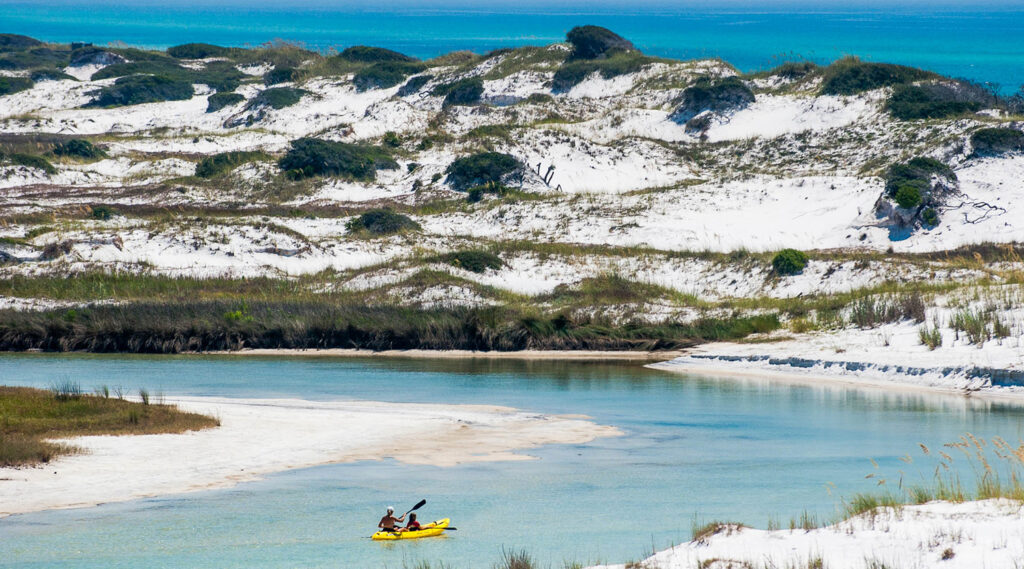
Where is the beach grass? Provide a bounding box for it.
[0,385,219,467]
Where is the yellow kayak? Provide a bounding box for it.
[372,518,450,541]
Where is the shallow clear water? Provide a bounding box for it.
[1,1,1023,92]
[1,354,1024,568]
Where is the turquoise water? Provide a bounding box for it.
[1,1,1023,92]
[1,354,1024,568]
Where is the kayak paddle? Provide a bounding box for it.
[403,499,427,517]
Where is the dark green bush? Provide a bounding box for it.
[820,58,934,96]
[0,76,33,96]
[0,47,69,70]
[971,127,1024,156]
[91,59,185,80]
[397,74,432,96]
[353,61,426,91]
[769,61,818,80]
[565,25,635,60]
[883,157,954,196]
[206,91,244,112]
[69,46,125,67]
[29,69,75,82]
[264,66,296,86]
[382,131,401,147]
[921,207,939,226]
[338,46,417,63]
[772,249,809,276]
[445,152,523,190]
[0,34,42,51]
[195,151,268,178]
[887,84,982,120]
[279,138,397,181]
[433,77,484,107]
[894,184,922,209]
[52,139,106,160]
[2,152,56,174]
[84,75,194,107]
[167,43,233,59]
[551,52,657,92]
[92,59,243,92]
[440,250,503,273]
[345,209,420,235]
[671,76,755,123]
[247,87,306,110]
[90,205,117,221]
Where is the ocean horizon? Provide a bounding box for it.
[2,0,1023,92]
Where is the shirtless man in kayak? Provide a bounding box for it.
[378,506,406,532]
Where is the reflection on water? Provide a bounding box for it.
[0,353,1022,568]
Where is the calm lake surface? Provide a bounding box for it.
[1,354,1023,568]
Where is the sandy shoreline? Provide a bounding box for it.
[205,348,685,360]
[0,395,620,518]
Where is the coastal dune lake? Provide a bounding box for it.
[2,355,1023,568]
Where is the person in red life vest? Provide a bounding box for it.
[397,512,421,533]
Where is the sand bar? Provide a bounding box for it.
[0,396,620,517]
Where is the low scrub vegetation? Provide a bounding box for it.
[247,86,307,110]
[195,151,269,178]
[887,83,985,120]
[445,152,524,190]
[84,75,194,107]
[346,209,421,235]
[551,51,659,92]
[0,385,218,467]
[432,76,484,106]
[263,66,297,86]
[848,293,926,328]
[52,138,106,160]
[166,42,234,59]
[565,25,635,60]
[1,151,56,174]
[671,76,755,124]
[772,249,808,276]
[439,250,504,273]
[397,74,432,96]
[353,61,426,91]
[820,57,935,96]
[0,75,33,96]
[970,127,1024,156]
[92,59,245,92]
[338,45,417,63]
[206,91,244,112]
[279,138,397,181]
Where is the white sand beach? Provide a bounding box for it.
[0,396,620,517]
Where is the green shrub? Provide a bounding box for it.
[206,91,244,112]
[551,51,657,92]
[887,84,982,120]
[1,152,56,174]
[29,69,75,82]
[971,127,1024,156]
[565,25,635,60]
[338,46,417,63]
[345,209,420,235]
[772,249,809,276]
[820,58,935,96]
[91,59,243,92]
[671,76,755,123]
[432,76,484,107]
[69,46,125,67]
[91,59,185,80]
[52,139,106,160]
[279,138,397,181]
[397,74,432,96]
[921,207,939,226]
[883,157,954,196]
[0,76,33,96]
[894,185,922,209]
[84,75,194,107]
[352,61,426,91]
[247,87,306,110]
[264,66,296,86]
[382,131,401,147]
[195,151,268,178]
[446,152,523,190]
[0,34,43,51]
[0,47,69,70]
[167,43,233,59]
[90,205,117,220]
[769,60,818,80]
[440,250,503,273]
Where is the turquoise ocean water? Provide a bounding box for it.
[1,1,1023,92]
[1,354,1022,568]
